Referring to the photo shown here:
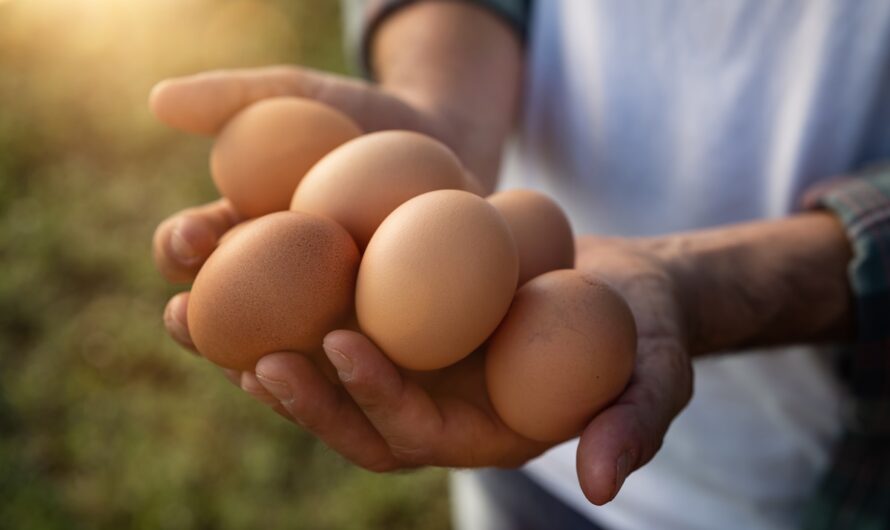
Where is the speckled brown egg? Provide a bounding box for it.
[485,270,636,442]
[291,131,469,249]
[356,189,518,370]
[188,211,359,371]
[487,189,575,285]
[211,97,361,218]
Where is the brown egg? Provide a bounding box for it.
[188,211,359,371]
[487,189,575,285]
[291,131,468,249]
[356,190,518,370]
[211,97,361,218]
[485,270,636,442]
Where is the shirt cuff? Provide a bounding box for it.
[809,164,890,342]
[806,163,890,434]
[357,0,531,80]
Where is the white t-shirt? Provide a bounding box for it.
[499,2,890,529]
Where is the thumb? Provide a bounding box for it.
[575,339,692,505]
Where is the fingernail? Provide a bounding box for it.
[325,345,353,381]
[615,452,630,496]
[170,224,201,266]
[256,373,294,404]
[241,373,280,405]
[164,303,194,348]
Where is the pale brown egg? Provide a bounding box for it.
[211,97,361,218]
[291,131,468,249]
[356,189,518,370]
[188,211,359,371]
[487,189,575,285]
[485,270,636,442]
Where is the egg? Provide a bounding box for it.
[485,269,636,442]
[487,189,575,285]
[188,211,359,371]
[356,189,518,370]
[211,97,361,218]
[291,131,470,249]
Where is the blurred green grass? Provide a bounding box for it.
[0,1,450,528]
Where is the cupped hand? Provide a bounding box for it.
[165,288,551,471]
[153,64,498,344]
[234,238,692,504]
[162,218,693,506]
[236,235,694,504]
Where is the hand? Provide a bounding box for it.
[151,65,525,458]
[231,235,692,502]
[571,210,853,504]
[149,66,500,187]
[572,236,693,505]
[158,191,693,500]
[152,64,502,345]
[152,63,503,280]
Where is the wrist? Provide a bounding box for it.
[371,1,522,190]
[664,213,854,357]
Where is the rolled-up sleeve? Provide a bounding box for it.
[801,164,890,529]
[344,0,531,79]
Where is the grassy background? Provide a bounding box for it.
[0,1,450,528]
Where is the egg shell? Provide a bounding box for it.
[356,189,518,370]
[188,211,359,371]
[291,131,468,249]
[487,189,575,285]
[211,97,361,218]
[485,269,636,442]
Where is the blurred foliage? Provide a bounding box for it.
[0,1,450,528]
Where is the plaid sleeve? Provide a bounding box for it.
[800,164,890,530]
[355,0,531,79]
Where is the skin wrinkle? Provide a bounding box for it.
[675,215,852,356]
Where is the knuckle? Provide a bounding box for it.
[291,411,323,433]
[388,440,434,466]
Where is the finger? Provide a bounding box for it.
[163,292,196,352]
[255,352,401,472]
[239,372,279,406]
[149,66,347,135]
[238,371,296,422]
[322,330,446,465]
[576,337,692,505]
[149,66,439,140]
[153,198,242,283]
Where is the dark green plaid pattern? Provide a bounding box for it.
[803,166,890,529]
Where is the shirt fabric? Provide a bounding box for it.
[359,1,890,528]
[802,165,890,529]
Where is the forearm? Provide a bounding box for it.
[371,1,523,191]
[666,212,854,356]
